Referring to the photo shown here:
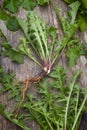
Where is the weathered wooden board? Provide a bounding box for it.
[0,0,87,130]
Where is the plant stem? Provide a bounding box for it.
[64,70,81,130]
[25,33,44,66]
[44,114,54,130]
[30,107,53,130]
[72,95,87,130]
[37,18,49,59]
[28,54,43,68]
[75,86,80,118]
[0,112,30,130]
[34,28,46,59]
[50,0,63,29]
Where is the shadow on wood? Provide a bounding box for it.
[79,112,87,130]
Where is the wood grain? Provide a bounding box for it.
[0,0,87,130]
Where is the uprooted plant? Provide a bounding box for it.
[14,0,84,117]
[0,0,87,129]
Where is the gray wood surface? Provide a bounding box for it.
[0,0,87,130]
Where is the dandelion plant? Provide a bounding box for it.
[11,0,84,117]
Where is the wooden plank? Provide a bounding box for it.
[0,0,87,130]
